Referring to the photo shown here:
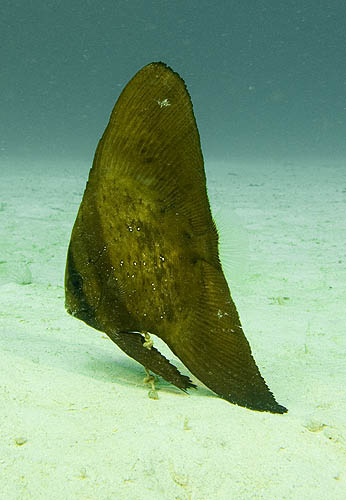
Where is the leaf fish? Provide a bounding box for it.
[65,62,287,414]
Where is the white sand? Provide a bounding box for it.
[1,159,345,499]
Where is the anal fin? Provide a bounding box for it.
[169,260,287,413]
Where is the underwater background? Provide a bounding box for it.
[2,0,346,165]
[1,1,345,499]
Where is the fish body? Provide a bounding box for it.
[65,62,287,414]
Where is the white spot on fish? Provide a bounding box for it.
[157,98,171,108]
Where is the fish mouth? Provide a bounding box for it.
[65,302,99,329]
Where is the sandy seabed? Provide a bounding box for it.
[0,159,345,500]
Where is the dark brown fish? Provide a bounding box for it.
[65,62,287,414]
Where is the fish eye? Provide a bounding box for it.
[68,270,83,292]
